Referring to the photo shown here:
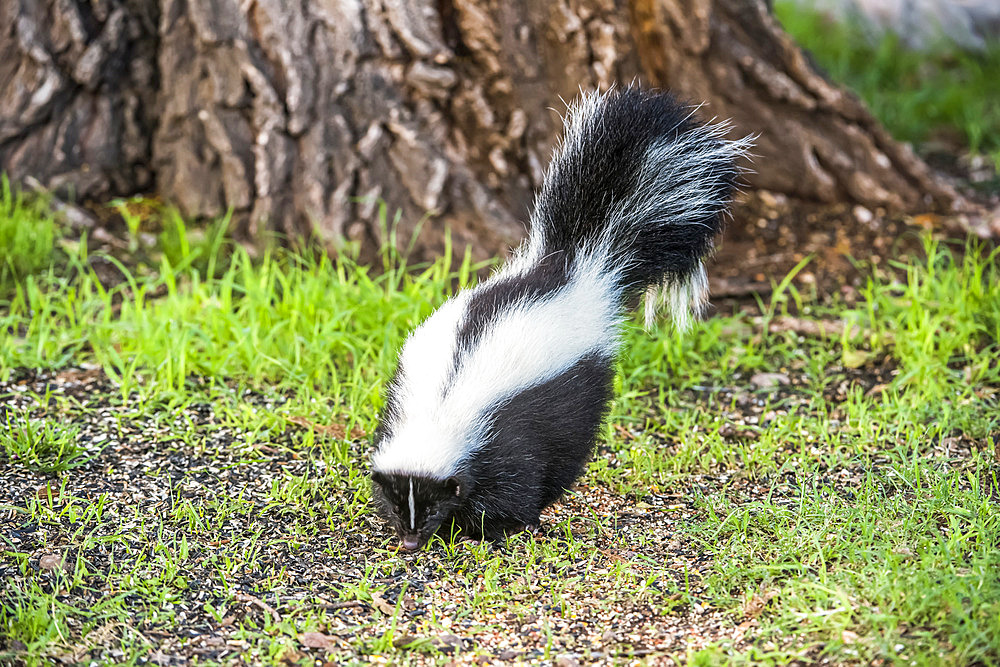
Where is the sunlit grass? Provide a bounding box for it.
[0,415,90,475]
[0,176,58,294]
[1,199,998,664]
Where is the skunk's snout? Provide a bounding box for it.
[401,535,421,551]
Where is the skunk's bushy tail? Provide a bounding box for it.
[520,87,752,328]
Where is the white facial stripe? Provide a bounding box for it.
[408,477,415,531]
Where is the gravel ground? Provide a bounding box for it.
[6,361,991,665]
[1,367,756,665]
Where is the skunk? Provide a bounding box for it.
[371,87,751,551]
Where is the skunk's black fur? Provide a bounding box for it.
[371,87,750,551]
[531,89,732,293]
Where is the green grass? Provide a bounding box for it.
[0,176,58,294]
[775,1,1000,169]
[1,199,998,664]
[0,414,89,475]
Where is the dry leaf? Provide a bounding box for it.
[598,548,627,563]
[392,634,420,649]
[768,316,851,338]
[750,372,790,389]
[300,631,335,650]
[286,416,365,439]
[279,648,306,665]
[39,554,63,571]
[865,383,889,397]
[742,590,776,619]
[370,591,396,615]
[235,593,281,623]
[911,213,941,229]
[55,367,104,383]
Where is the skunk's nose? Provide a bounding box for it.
[401,535,420,551]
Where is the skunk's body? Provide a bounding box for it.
[371,87,750,551]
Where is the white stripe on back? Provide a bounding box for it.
[372,258,622,477]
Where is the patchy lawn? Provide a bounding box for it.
[1,202,999,665]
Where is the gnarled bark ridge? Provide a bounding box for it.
[0,0,965,261]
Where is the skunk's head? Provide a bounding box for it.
[371,471,467,551]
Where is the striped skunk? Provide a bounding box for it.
[371,87,751,551]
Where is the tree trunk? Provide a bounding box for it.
[0,0,966,262]
[0,0,159,200]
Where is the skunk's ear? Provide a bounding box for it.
[371,471,388,489]
[447,476,462,497]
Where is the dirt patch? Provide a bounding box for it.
[3,356,996,664]
[709,190,997,312]
[0,368,756,665]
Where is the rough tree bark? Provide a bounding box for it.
[0,0,159,199]
[0,0,966,261]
